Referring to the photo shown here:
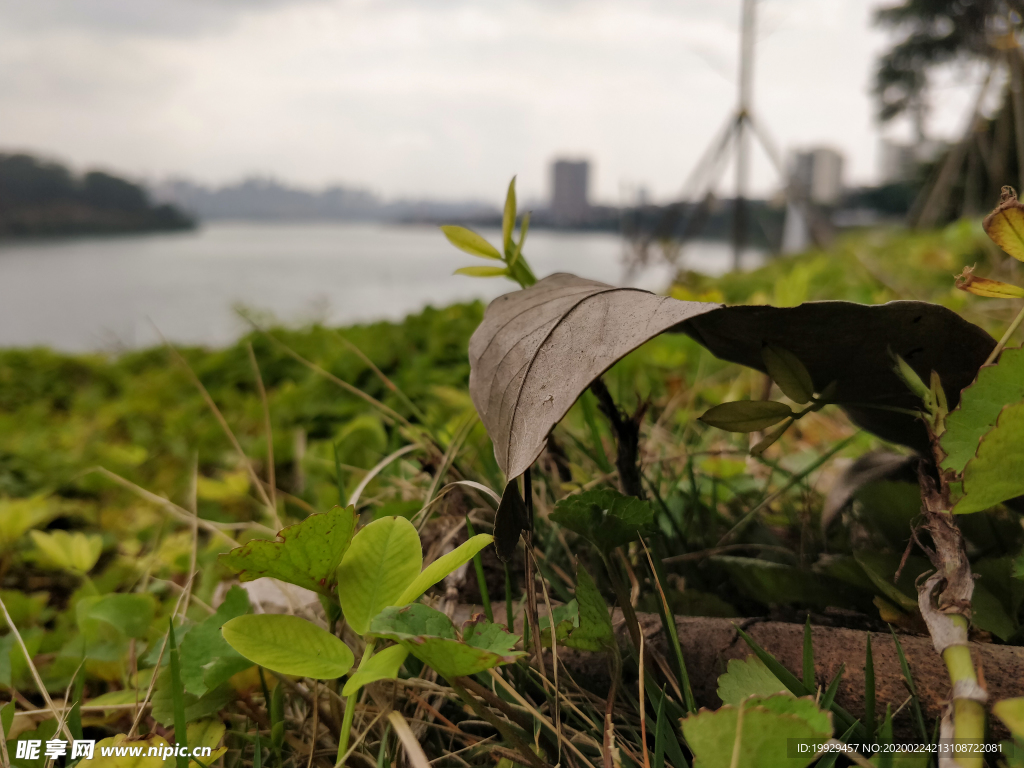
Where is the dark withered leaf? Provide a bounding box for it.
[493,479,528,563]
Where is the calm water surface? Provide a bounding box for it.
[0,223,758,351]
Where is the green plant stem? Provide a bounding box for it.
[465,516,493,623]
[602,551,643,656]
[983,302,1024,366]
[942,616,985,768]
[338,640,376,765]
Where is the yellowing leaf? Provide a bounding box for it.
[993,697,1024,740]
[983,186,1024,262]
[0,495,60,550]
[454,266,509,278]
[699,401,793,433]
[337,516,422,636]
[396,533,494,605]
[954,267,1024,298]
[196,469,250,502]
[30,529,103,573]
[221,614,355,678]
[341,644,408,696]
[440,225,501,260]
[89,733,170,768]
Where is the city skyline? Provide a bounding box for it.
[0,0,986,204]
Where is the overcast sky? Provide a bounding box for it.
[0,0,984,204]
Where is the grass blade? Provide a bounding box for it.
[334,441,347,507]
[641,539,696,712]
[815,722,859,768]
[735,626,863,739]
[653,686,667,768]
[820,663,844,711]
[889,627,928,741]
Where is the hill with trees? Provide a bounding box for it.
[0,153,194,237]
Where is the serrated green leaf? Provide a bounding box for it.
[954,400,1024,514]
[179,585,252,697]
[150,672,234,728]
[983,186,1024,262]
[337,516,422,635]
[699,401,793,433]
[439,225,502,260]
[453,266,509,278]
[221,614,354,679]
[549,488,655,554]
[342,644,408,696]
[397,533,494,606]
[716,657,788,706]
[563,565,614,652]
[370,604,524,679]
[220,505,357,597]
[762,346,814,404]
[680,694,832,768]
[941,347,1024,473]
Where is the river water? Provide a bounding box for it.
[0,222,759,351]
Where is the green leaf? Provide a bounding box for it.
[941,347,1024,474]
[509,211,530,268]
[549,488,655,554]
[82,593,156,639]
[342,644,409,696]
[983,186,1024,262]
[680,695,831,768]
[440,225,502,260]
[370,604,524,679]
[453,266,509,278]
[179,585,253,696]
[892,353,931,404]
[502,177,517,255]
[29,530,103,574]
[221,614,355,679]
[971,582,1018,641]
[994,697,1024,740]
[337,516,422,636]
[563,565,614,652]
[762,346,814,404]
[749,417,793,456]
[220,505,357,597]
[396,533,494,605]
[699,401,793,433]
[716,657,788,706]
[954,400,1024,513]
[151,672,234,727]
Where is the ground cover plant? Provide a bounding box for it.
[2,179,1024,767]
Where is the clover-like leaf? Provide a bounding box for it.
[699,401,793,433]
[941,346,1024,474]
[983,186,1024,262]
[954,400,1024,514]
[221,614,354,679]
[762,345,814,404]
[440,225,502,260]
[396,533,494,605]
[370,604,525,679]
[337,516,422,636]
[30,529,103,574]
[341,644,409,696]
[549,489,655,554]
[220,505,357,597]
[680,695,832,768]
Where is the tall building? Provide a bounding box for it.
[790,147,844,206]
[550,159,590,225]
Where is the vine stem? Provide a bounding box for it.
[983,302,1024,366]
[943,616,986,768]
[337,640,376,765]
